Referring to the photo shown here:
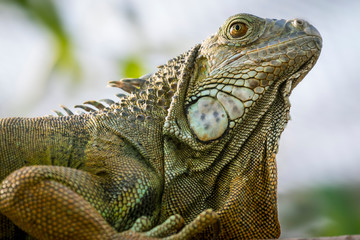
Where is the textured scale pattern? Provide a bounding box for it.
[0,13,321,239]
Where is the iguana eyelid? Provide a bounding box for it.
[220,15,266,46]
[225,19,252,41]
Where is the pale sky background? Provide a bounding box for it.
[0,0,359,197]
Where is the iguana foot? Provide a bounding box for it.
[117,209,219,239]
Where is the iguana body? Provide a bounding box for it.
[0,14,322,239]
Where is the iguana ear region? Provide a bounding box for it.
[185,80,263,142]
[186,97,228,141]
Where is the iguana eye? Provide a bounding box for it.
[229,22,248,38]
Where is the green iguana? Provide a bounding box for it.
[0,13,322,239]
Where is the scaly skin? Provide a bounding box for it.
[0,14,322,239]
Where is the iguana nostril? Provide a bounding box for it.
[292,19,305,29]
[296,19,304,26]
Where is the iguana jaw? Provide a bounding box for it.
[287,46,321,92]
[280,36,322,117]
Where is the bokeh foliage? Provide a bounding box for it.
[5,0,81,80]
[2,0,146,82]
[279,185,360,238]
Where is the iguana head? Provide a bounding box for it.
[164,13,322,145]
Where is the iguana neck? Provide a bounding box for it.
[161,83,288,221]
[159,36,289,222]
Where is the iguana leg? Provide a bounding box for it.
[0,166,219,240]
[0,165,119,240]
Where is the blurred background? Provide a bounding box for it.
[0,0,359,238]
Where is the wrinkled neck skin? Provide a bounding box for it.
[161,78,288,225]
[160,13,321,231]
